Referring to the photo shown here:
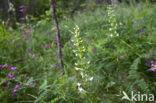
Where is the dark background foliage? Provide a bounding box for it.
[0,0,156,103]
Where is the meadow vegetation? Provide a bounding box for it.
[0,1,156,103]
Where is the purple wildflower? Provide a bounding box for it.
[32,56,35,60]
[150,51,154,54]
[92,47,96,54]
[56,54,59,58]
[7,82,11,86]
[12,88,16,94]
[15,84,19,88]
[29,83,32,86]
[88,41,92,44]
[120,56,124,60]
[137,3,141,7]
[3,81,11,91]
[70,46,73,49]
[139,19,142,23]
[136,3,141,11]
[42,42,47,48]
[8,40,12,43]
[8,73,15,79]
[19,9,24,13]
[150,68,156,72]
[150,60,154,64]
[19,17,25,21]
[151,64,155,67]
[0,63,8,69]
[28,83,31,86]
[72,78,75,81]
[10,67,17,71]
[69,40,72,43]
[29,83,36,86]
[53,64,57,68]
[21,31,25,35]
[146,56,150,59]
[26,50,32,55]
[28,35,31,39]
[45,31,50,35]
[11,84,19,95]
[21,34,25,38]
[47,45,52,49]
[140,28,145,34]
[18,5,24,9]
[25,28,32,34]
[145,62,149,67]
[3,63,8,68]
[51,38,57,43]
[4,86,8,90]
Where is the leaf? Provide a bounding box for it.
[106,81,116,89]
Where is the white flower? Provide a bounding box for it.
[75,35,78,38]
[80,72,84,78]
[116,33,119,36]
[77,83,81,87]
[74,43,78,46]
[89,77,94,81]
[75,63,78,66]
[85,74,88,77]
[78,87,83,92]
[76,25,79,30]
[87,61,90,64]
[75,67,80,71]
[110,33,113,37]
[109,28,112,31]
[2,21,5,25]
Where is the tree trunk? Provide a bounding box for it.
[0,0,9,21]
[49,0,63,70]
[0,0,14,27]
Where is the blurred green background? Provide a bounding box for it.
[0,0,156,103]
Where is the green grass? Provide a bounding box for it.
[0,2,156,103]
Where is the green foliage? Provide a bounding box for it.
[0,2,156,103]
[0,24,12,41]
[127,58,150,93]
